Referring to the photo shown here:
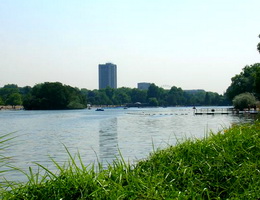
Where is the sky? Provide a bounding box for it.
[0,0,259,94]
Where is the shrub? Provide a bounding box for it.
[233,92,256,110]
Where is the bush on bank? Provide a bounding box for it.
[1,121,260,199]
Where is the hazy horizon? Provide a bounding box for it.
[1,0,259,94]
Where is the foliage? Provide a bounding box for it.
[2,122,260,199]
[254,66,260,97]
[1,82,229,109]
[147,83,161,100]
[232,92,256,110]
[23,82,86,110]
[67,99,86,109]
[0,85,19,105]
[131,88,147,103]
[0,97,4,106]
[0,84,31,106]
[90,85,228,106]
[5,93,22,106]
[148,97,159,106]
[257,34,260,53]
[226,63,260,100]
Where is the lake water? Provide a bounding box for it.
[0,107,253,182]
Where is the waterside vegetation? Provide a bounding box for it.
[0,82,229,110]
[1,121,259,199]
[1,63,259,110]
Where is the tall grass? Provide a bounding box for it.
[0,132,17,192]
[1,121,260,199]
[0,133,14,167]
[0,133,17,174]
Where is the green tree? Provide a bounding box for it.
[257,34,260,54]
[99,92,112,105]
[147,84,160,99]
[0,84,19,104]
[23,82,87,110]
[91,90,112,105]
[19,86,32,96]
[114,88,131,105]
[167,86,185,106]
[233,93,256,110]
[3,84,18,89]
[5,93,22,106]
[105,87,115,100]
[65,86,86,109]
[211,93,221,105]
[67,96,85,109]
[204,92,221,106]
[86,90,98,105]
[226,63,260,100]
[218,95,231,106]
[0,97,4,105]
[147,84,165,105]
[254,66,260,98]
[148,97,159,107]
[40,82,69,109]
[183,90,206,106]
[204,92,211,105]
[131,89,147,103]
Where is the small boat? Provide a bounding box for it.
[95,108,104,111]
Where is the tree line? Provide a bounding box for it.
[0,63,259,110]
[0,83,88,110]
[0,82,231,110]
[85,85,229,107]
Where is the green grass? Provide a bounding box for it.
[1,121,260,199]
[0,132,18,194]
[0,132,16,174]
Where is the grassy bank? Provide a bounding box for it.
[1,121,260,199]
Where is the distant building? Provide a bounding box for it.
[98,63,117,89]
[138,82,151,90]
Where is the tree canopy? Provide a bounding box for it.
[1,82,229,110]
[257,34,260,54]
[5,93,22,106]
[23,82,87,110]
[225,63,260,100]
[0,84,30,106]
[83,85,228,107]
[232,92,256,110]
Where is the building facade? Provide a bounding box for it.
[138,82,151,90]
[98,63,117,89]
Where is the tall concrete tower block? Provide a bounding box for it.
[98,63,117,89]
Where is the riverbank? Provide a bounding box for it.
[1,121,259,199]
[0,105,23,110]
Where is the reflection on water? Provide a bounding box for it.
[0,107,255,182]
[99,117,119,165]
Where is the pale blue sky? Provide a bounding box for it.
[0,0,259,94]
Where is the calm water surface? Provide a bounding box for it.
[0,107,252,182]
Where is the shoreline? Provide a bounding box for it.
[0,105,24,111]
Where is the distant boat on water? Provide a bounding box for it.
[95,108,104,111]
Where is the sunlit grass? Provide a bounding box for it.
[0,132,17,192]
[0,133,15,164]
[1,121,260,199]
